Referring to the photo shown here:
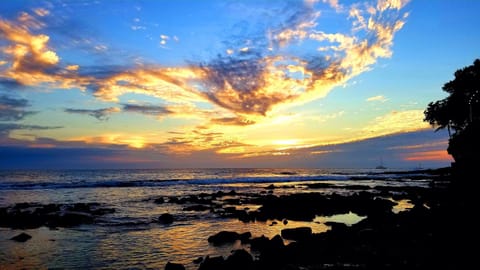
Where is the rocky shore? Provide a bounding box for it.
[2,168,472,269]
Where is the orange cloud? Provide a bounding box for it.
[0,2,410,145]
[0,13,91,89]
[404,150,452,161]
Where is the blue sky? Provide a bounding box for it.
[1,0,479,169]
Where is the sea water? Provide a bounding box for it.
[0,168,431,269]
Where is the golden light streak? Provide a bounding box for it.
[404,150,452,161]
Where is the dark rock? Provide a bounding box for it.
[250,235,269,251]
[270,234,284,247]
[193,257,203,264]
[158,213,174,224]
[239,232,252,243]
[165,262,185,270]
[208,231,240,246]
[10,232,32,242]
[183,205,210,211]
[225,249,254,269]
[154,197,165,204]
[266,184,275,189]
[59,211,94,227]
[1,203,114,229]
[281,227,312,241]
[198,256,225,270]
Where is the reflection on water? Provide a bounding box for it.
[0,168,430,269]
[391,199,415,214]
[0,210,367,270]
[314,211,366,226]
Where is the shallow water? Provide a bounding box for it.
[0,168,430,269]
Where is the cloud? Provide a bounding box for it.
[0,12,91,89]
[366,95,388,102]
[0,123,62,136]
[0,95,35,121]
[403,150,452,162]
[122,103,172,117]
[33,8,50,17]
[64,107,120,121]
[362,110,430,136]
[1,1,409,131]
[210,116,256,126]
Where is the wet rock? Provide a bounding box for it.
[239,232,252,243]
[250,235,270,252]
[193,257,203,264]
[198,256,225,270]
[165,262,185,270]
[1,203,113,229]
[158,213,174,224]
[183,205,210,211]
[207,231,240,246]
[50,211,95,227]
[10,232,32,242]
[281,227,312,241]
[225,249,254,269]
[154,197,165,204]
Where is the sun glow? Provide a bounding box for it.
[272,139,300,146]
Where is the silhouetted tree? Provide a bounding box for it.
[424,59,480,171]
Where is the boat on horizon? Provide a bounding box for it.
[375,158,387,169]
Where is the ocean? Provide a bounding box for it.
[0,168,432,269]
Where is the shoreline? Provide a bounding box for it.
[1,167,471,269]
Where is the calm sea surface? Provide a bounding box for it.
[0,168,431,269]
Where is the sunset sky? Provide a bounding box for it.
[1,0,478,169]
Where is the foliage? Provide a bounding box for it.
[424,59,480,169]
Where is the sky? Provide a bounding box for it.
[0,0,478,169]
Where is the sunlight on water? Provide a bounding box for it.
[314,211,367,226]
[0,168,432,269]
[391,199,415,214]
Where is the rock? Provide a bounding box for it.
[183,205,210,211]
[165,262,185,270]
[154,197,165,204]
[266,184,275,190]
[10,232,32,242]
[198,256,225,270]
[270,234,284,247]
[193,257,203,264]
[208,231,240,246]
[158,213,174,224]
[281,227,312,241]
[250,235,269,251]
[225,249,254,269]
[239,232,252,243]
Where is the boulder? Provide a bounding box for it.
[158,213,174,224]
[207,231,240,246]
[10,232,32,242]
[281,227,312,241]
[198,256,225,270]
[165,262,185,270]
[225,249,254,269]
